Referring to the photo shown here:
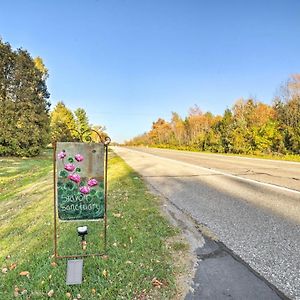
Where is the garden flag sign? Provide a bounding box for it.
[53,136,110,260]
[56,142,105,221]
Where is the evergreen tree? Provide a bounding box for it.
[74,108,90,139]
[50,102,76,142]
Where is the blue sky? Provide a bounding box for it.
[1,0,300,142]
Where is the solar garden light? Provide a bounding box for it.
[77,226,88,250]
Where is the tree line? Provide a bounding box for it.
[0,38,106,157]
[127,75,300,156]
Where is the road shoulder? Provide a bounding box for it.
[147,182,288,300]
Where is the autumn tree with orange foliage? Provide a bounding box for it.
[127,75,300,156]
[274,74,300,154]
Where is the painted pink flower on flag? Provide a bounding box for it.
[64,163,76,172]
[58,151,66,159]
[75,154,84,162]
[68,174,81,183]
[80,186,90,194]
[88,178,98,187]
[58,149,103,200]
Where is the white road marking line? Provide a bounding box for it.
[119,148,300,196]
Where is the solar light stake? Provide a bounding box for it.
[77,226,88,251]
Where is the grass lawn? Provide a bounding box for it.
[151,145,300,162]
[0,150,183,299]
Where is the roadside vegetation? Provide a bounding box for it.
[126,75,300,161]
[141,145,300,162]
[0,150,183,299]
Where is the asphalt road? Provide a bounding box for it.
[112,147,300,300]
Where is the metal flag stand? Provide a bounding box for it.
[52,130,111,260]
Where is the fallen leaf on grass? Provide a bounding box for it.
[125,260,132,264]
[51,262,57,267]
[151,278,163,288]
[19,271,29,276]
[91,289,96,295]
[13,287,19,297]
[47,289,54,297]
[101,255,109,260]
[102,270,108,278]
[9,263,17,270]
[2,267,8,274]
[21,289,27,295]
[112,213,122,218]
